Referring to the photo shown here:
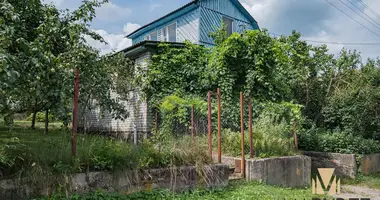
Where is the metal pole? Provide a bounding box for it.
[217,88,222,163]
[72,68,79,157]
[208,92,212,157]
[240,92,245,178]
[249,98,254,158]
[155,111,158,135]
[294,119,299,153]
[191,104,195,137]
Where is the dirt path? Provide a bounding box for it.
[332,185,380,199]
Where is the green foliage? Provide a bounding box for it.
[158,95,207,137]
[0,0,134,131]
[144,42,210,108]
[298,129,380,154]
[26,112,54,122]
[213,108,296,158]
[0,124,211,179]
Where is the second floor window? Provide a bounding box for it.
[223,17,233,37]
[163,23,176,42]
[144,31,158,41]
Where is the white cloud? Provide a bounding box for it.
[95,1,132,22]
[123,23,141,35]
[86,23,141,55]
[241,0,380,59]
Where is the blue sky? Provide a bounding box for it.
[45,0,380,59]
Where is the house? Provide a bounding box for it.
[80,0,259,140]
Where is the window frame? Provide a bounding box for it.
[162,22,177,42]
[222,16,234,37]
[144,30,158,41]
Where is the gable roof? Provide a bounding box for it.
[126,0,258,39]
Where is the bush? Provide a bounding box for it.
[0,128,212,179]
[212,113,296,158]
[26,112,54,122]
[298,129,380,154]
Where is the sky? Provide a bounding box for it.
[43,0,380,60]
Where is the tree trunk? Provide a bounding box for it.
[44,109,49,135]
[31,110,37,130]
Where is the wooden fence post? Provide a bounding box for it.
[191,105,195,137]
[217,88,222,163]
[294,119,299,153]
[240,92,245,178]
[72,68,79,157]
[249,99,254,158]
[208,92,212,158]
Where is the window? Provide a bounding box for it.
[162,23,177,42]
[144,31,158,41]
[223,17,233,36]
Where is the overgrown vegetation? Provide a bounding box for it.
[0,122,211,179]
[145,28,380,155]
[298,129,380,155]
[35,180,326,200]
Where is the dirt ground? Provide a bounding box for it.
[332,185,380,199]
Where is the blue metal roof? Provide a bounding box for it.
[126,0,259,39]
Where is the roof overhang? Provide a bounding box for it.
[119,41,187,59]
[126,0,199,39]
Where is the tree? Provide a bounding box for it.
[0,0,134,132]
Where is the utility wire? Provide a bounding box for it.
[357,0,380,20]
[323,0,380,38]
[345,0,380,28]
[338,0,380,30]
[270,32,380,46]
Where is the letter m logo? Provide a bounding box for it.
[312,168,341,195]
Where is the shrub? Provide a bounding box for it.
[298,129,380,154]
[213,113,296,158]
[0,128,212,179]
[26,112,54,122]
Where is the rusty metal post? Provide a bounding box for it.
[191,104,195,137]
[217,88,221,163]
[294,119,299,153]
[72,68,79,157]
[240,92,245,178]
[155,111,158,135]
[207,92,212,157]
[249,98,254,158]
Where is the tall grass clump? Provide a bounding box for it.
[0,127,212,180]
[214,114,295,158]
[207,102,300,158]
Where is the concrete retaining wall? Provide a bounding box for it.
[245,156,311,188]
[360,153,380,175]
[303,151,357,179]
[0,165,229,200]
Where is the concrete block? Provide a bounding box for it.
[0,164,229,200]
[360,153,380,175]
[245,155,311,188]
[303,151,357,179]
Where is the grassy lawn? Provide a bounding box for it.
[342,172,380,189]
[0,121,211,180]
[37,180,326,200]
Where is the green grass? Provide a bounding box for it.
[342,172,380,189]
[37,180,326,200]
[0,121,211,179]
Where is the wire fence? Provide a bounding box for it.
[153,89,300,165]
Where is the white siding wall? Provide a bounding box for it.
[79,52,152,140]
